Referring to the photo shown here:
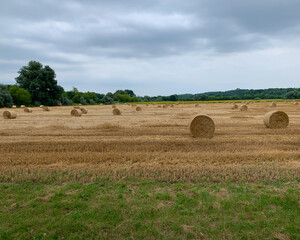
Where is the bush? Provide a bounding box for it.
[61,96,72,106]
[102,96,114,105]
[0,84,14,108]
[8,85,31,106]
[80,97,87,105]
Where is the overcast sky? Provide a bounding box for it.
[1,0,300,96]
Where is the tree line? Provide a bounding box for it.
[1,61,300,108]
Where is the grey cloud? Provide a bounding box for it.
[2,0,300,60]
[1,0,300,95]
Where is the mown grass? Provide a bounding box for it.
[0,179,299,240]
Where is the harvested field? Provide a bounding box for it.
[0,102,300,182]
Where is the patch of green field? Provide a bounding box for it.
[0,180,299,239]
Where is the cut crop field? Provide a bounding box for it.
[1,102,300,182]
[0,102,299,239]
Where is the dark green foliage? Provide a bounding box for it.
[64,89,98,104]
[79,97,87,105]
[60,95,72,106]
[114,89,136,97]
[95,93,105,100]
[285,90,300,99]
[102,95,114,104]
[177,88,300,101]
[8,85,31,106]
[199,94,209,101]
[169,94,178,101]
[15,61,64,106]
[0,84,13,108]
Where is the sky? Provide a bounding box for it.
[1,0,300,96]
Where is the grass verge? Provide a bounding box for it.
[0,179,299,239]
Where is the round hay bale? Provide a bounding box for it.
[43,107,50,111]
[70,109,82,117]
[163,105,168,108]
[158,105,161,108]
[24,107,33,113]
[240,105,248,111]
[264,111,289,129]
[79,103,82,106]
[293,101,299,105]
[3,111,17,119]
[73,106,80,109]
[170,104,174,108]
[113,108,121,115]
[20,105,25,108]
[270,102,277,107]
[189,115,215,138]
[195,104,199,107]
[231,104,238,110]
[80,108,88,114]
[136,106,142,111]
[12,105,17,108]
[40,105,44,108]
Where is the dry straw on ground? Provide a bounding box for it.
[73,106,81,109]
[1,102,300,183]
[43,107,50,111]
[270,102,277,107]
[3,111,17,119]
[231,104,238,109]
[113,108,121,115]
[264,111,289,129]
[293,101,299,105]
[80,108,88,114]
[24,107,33,113]
[70,109,82,117]
[240,105,248,111]
[189,114,215,138]
[112,105,116,109]
[136,106,142,111]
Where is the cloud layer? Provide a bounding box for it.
[1,0,300,95]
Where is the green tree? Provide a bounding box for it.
[169,94,178,101]
[83,92,97,102]
[8,85,31,106]
[193,95,200,101]
[106,92,114,98]
[285,90,300,99]
[199,94,209,101]
[124,89,135,97]
[143,95,151,102]
[0,84,13,108]
[102,95,114,104]
[15,61,64,106]
[114,94,132,103]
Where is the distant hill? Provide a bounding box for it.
[177,88,300,101]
